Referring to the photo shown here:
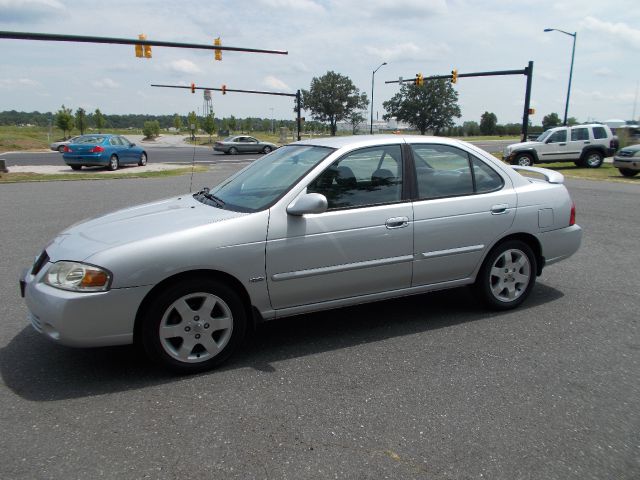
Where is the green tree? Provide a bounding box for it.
[462,121,480,136]
[542,112,561,130]
[567,117,579,126]
[94,108,105,132]
[383,80,460,135]
[479,111,497,135]
[75,108,87,135]
[301,70,368,136]
[55,105,74,138]
[187,111,198,138]
[173,114,182,132]
[227,115,237,132]
[348,109,366,134]
[142,120,160,138]
[202,114,216,141]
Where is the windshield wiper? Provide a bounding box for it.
[194,188,226,208]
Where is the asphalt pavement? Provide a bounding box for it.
[0,168,638,479]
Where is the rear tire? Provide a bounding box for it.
[107,155,119,171]
[70,165,82,171]
[583,151,603,168]
[228,147,238,155]
[474,240,537,310]
[140,278,247,373]
[619,168,638,177]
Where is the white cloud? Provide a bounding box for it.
[582,16,640,49]
[0,77,40,88]
[258,0,324,14]
[263,76,291,91]
[0,0,64,21]
[166,59,202,74]
[365,42,450,62]
[92,78,120,89]
[594,67,614,77]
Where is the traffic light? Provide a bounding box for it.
[222,84,227,95]
[214,37,222,61]
[451,69,458,84]
[191,82,195,94]
[143,40,152,59]
[528,108,536,115]
[135,34,145,58]
[414,73,424,86]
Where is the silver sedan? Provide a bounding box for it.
[20,135,582,372]
[213,135,278,154]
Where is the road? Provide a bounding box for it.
[0,168,638,479]
[0,138,512,167]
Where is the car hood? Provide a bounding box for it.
[46,195,245,262]
[506,141,539,150]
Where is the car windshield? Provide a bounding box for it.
[536,131,552,142]
[205,145,334,212]
[76,136,106,144]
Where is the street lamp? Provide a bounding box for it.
[370,61,387,134]
[544,28,577,126]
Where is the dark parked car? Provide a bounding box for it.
[214,135,278,155]
[62,134,147,171]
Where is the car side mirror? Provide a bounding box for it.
[129,143,136,147]
[545,138,552,144]
[286,193,328,216]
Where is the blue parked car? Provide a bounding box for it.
[62,134,148,171]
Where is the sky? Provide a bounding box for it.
[1,0,639,126]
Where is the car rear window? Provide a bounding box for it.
[592,126,608,139]
[77,136,105,144]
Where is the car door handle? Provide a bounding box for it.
[584,141,590,144]
[491,204,509,215]
[559,143,566,146]
[386,217,409,229]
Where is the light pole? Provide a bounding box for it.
[370,62,387,134]
[544,28,577,126]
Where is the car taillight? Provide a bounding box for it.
[569,201,576,226]
[89,146,105,153]
[63,145,71,153]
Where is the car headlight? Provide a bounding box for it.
[43,261,112,292]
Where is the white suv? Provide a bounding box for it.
[504,124,617,168]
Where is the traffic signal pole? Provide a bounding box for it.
[386,62,534,140]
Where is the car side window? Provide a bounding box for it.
[109,137,120,146]
[571,128,589,141]
[307,145,403,210]
[471,156,504,193]
[549,130,567,143]
[411,144,474,199]
[592,126,607,139]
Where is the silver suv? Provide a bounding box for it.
[504,124,617,168]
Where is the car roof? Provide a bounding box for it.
[291,134,471,150]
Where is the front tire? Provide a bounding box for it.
[262,146,272,154]
[107,155,119,171]
[70,165,82,171]
[512,154,534,167]
[138,152,147,166]
[475,240,537,310]
[619,168,638,177]
[140,278,247,373]
[58,145,65,153]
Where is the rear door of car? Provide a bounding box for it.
[567,127,590,160]
[266,144,413,310]
[410,143,516,286]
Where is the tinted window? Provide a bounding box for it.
[592,126,607,139]
[471,157,504,193]
[549,130,567,143]
[77,136,106,144]
[307,145,403,209]
[109,137,121,146]
[411,144,474,199]
[571,128,589,141]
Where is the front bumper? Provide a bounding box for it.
[537,224,582,267]
[21,265,153,347]
[613,157,640,171]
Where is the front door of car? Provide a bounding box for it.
[538,128,568,162]
[410,144,516,286]
[266,144,413,310]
